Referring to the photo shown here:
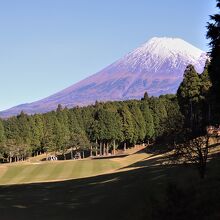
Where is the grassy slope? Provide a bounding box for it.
[0,150,220,220]
[0,149,149,185]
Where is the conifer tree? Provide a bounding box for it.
[0,120,5,160]
[129,103,146,143]
[206,0,220,123]
[140,100,154,143]
[177,65,202,130]
[119,105,135,149]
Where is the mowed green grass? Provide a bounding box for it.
[0,152,149,185]
[0,151,220,220]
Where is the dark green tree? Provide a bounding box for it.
[119,105,135,149]
[206,0,220,123]
[129,103,146,144]
[41,113,57,154]
[140,100,154,143]
[141,91,149,101]
[0,120,5,160]
[55,108,70,159]
[177,65,202,130]
[30,114,44,156]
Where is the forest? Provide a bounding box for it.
[0,93,182,162]
[0,0,219,165]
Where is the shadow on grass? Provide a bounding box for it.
[0,151,220,220]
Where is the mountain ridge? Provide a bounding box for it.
[0,37,208,118]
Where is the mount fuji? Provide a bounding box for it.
[0,37,208,118]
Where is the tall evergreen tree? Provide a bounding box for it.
[206,0,220,123]
[41,113,57,153]
[140,100,154,143]
[118,105,135,149]
[149,97,168,138]
[0,120,5,160]
[30,114,44,155]
[55,108,70,158]
[177,65,202,130]
[129,103,146,143]
[200,61,212,125]
[0,120,5,144]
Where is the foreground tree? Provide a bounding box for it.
[174,135,210,179]
[206,0,220,123]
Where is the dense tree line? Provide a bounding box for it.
[0,95,182,163]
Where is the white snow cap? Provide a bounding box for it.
[143,37,204,59]
[119,37,207,74]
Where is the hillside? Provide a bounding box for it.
[0,37,208,118]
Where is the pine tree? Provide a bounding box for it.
[41,113,57,153]
[140,100,154,143]
[30,114,44,155]
[141,91,149,101]
[177,65,202,130]
[55,109,70,159]
[68,109,90,158]
[206,0,220,123]
[0,120,5,160]
[0,120,5,144]
[129,103,146,144]
[200,61,212,125]
[119,105,135,148]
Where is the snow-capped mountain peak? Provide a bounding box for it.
[0,37,208,118]
[115,37,207,74]
[144,37,203,57]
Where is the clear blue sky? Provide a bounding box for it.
[0,0,218,111]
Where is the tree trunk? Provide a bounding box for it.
[71,147,73,160]
[95,145,98,156]
[82,151,85,159]
[113,140,116,155]
[100,142,102,156]
[90,146,93,157]
[103,142,106,155]
[95,139,98,156]
[190,100,193,129]
[106,142,109,155]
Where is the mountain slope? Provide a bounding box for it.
[0,37,208,117]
